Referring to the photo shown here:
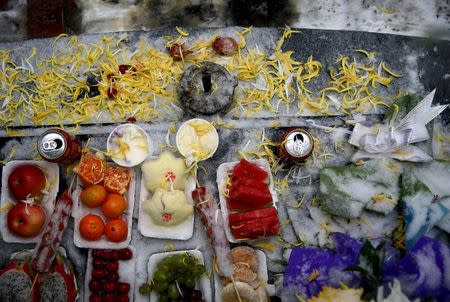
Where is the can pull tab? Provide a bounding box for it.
[293,133,305,142]
[43,138,63,151]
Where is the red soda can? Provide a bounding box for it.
[38,128,81,165]
[279,128,314,162]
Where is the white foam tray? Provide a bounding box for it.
[147,249,211,302]
[84,246,137,302]
[138,163,196,240]
[213,250,274,302]
[216,159,279,243]
[73,167,136,249]
[0,160,59,243]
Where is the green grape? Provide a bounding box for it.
[158,293,169,302]
[185,277,196,288]
[157,262,170,273]
[168,283,180,299]
[172,255,186,268]
[153,270,168,283]
[153,280,168,293]
[138,283,152,295]
[191,264,206,277]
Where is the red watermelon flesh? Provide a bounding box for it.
[231,159,268,183]
[232,178,269,190]
[228,186,272,210]
[229,207,280,239]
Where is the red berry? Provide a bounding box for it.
[106,261,119,272]
[126,117,136,123]
[92,249,104,259]
[107,271,119,282]
[107,87,118,99]
[212,36,239,55]
[116,295,130,302]
[102,293,115,302]
[168,44,191,60]
[106,74,115,82]
[91,269,106,280]
[89,280,103,292]
[90,294,102,302]
[119,248,133,260]
[117,282,130,294]
[103,281,116,293]
[110,250,120,260]
[118,65,133,75]
[92,259,105,269]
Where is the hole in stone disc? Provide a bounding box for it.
[202,73,212,93]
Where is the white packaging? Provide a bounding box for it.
[216,159,279,243]
[73,167,136,249]
[138,167,196,240]
[214,250,274,302]
[84,246,136,302]
[147,249,211,302]
[0,160,59,243]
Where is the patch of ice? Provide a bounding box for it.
[411,161,450,198]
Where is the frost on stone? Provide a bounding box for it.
[320,159,401,219]
[402,165,450,250]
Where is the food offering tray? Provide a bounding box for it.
[0,160,59,243]
[73,169,136,249]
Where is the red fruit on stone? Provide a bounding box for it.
[212,36,239,56]
[118,65,134,75]
[126,117,136,123]
[107,87,118,99]
[8,164,47,201]
[117,282,130,294]
[106,261,119,272]
[89,280,103,292]
[118,248,133,260]
[168,44,191,60]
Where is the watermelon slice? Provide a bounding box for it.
[229,207,280,239]
[232,178,269,190]
[227,186,272,210]
[231,159,268,183]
